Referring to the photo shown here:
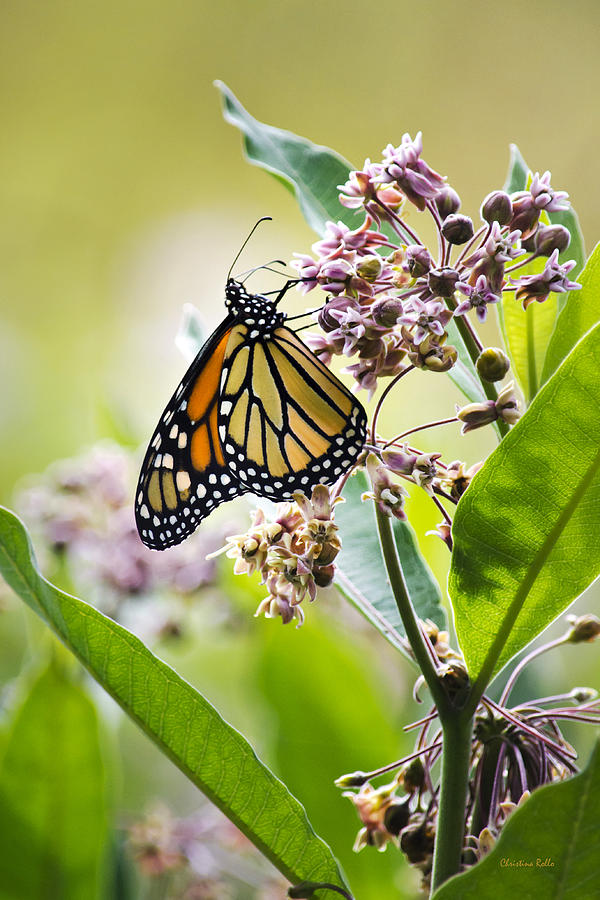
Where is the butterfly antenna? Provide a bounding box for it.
[227,217,272,281]
[237,259,288,282]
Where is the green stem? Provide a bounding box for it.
[374,507,449,716]
[430,713,473,893]
[447,298,510,439]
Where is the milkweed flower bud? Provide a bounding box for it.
[476,347,511,382]
[405,244,432,278]
[427,266,460,298]
[357,255,384,282]
[383,798,412,837]
[566,614,600,643]
[533,223,571,257]
[401,758,425,794]
[480,190,513,226]
[335,771,370,789]
[569,687,597,703]
[441,214,474,245]
[371,297,404,327]
[399,817,435,865]
[435,185,461,219]
[457,399,498,433]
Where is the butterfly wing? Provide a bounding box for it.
[135,319,247,549]
[218,325,367,499]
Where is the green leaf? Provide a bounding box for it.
[432,741,600,900]
[541,242,600,385]
[175,302,205,362]
[498,144,586,401]
[0,658,107,900]
[216,81,354,237]
[449,322,600,688]
[0,507,349,897]
[217,82,487,407]
[336,470,446,656]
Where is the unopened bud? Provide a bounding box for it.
[435,186,461,219]
[458,399,497,433]
[439,662,470,703]
[405,244,432,278]
[476,347,511,382]
[241,538,259,557]
[534,223,571,257]
[334,770,370,788]
[400,819,435,864]
[371,297,403,327]
[441,214,474,245]
[265,523,284,543]
[313,563,335,587]
[356,255,384,282]
[569,687,597,703]
[383,798,411,836]
[566,614,600,643]
[481,190,513,226]
[428,266,460,298]
[402,758,425,794]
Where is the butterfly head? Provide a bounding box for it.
[225,278,285,330]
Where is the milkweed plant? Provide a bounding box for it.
[2,82,600,900]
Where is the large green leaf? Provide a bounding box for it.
[541,242,600,385]
[336,470,446,657]
[498,144,585,402]
[449,322,600,690]
[217,82,487,407]
[0,658,107,900]
[217,80,353,237]
[432,741,600,899]
[0,507,349,898]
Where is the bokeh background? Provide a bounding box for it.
[2,1,600,898]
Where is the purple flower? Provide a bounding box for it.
[314,216,388,256]
[455,275,501,322]
[339,165,377,209]
[399,296,453,345]
[370,132,446,211]
[510,171,570,238]
[529,171,570,212]
[513,249,580,309]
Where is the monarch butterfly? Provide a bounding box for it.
[135,240,367,550]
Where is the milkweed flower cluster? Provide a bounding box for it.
[127,803,288,898]
[338,615,600,888]
[293,134,579,400]
[14,443,222,636]
[211,485,342,627]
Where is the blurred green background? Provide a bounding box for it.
[2,1,600,898]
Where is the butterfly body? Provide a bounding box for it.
[136,278,367,550]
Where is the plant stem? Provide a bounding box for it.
[430,713,473,894]
[374,507,448,714]
[446,297,509,438]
